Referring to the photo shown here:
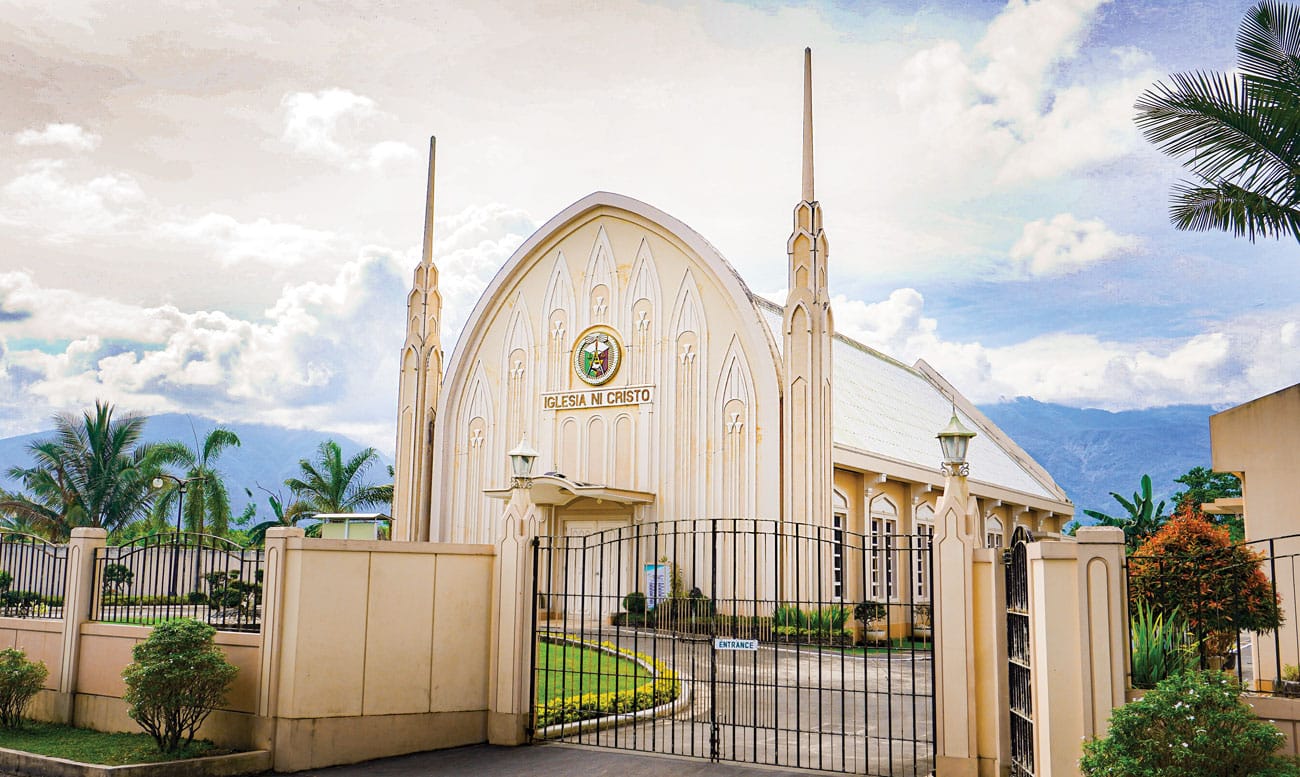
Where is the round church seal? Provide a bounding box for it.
[572,328,622,386]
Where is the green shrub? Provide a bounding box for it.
[0,591,43,618]
[122,619,238,753]
[185,591,207,605]
[1130,601,1195,689]
[622,591,646,614]
[854,601,886,624]
[0,648,48,728]
[0,571,12,594]
[1080,670,1300,777]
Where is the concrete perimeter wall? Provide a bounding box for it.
[7,527,495,773]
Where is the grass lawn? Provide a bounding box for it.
[0,721,228,765]
[830,639,934,656]
[535,640,654,704]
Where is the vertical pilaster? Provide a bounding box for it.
[1026,541,1085,777]
[1074,526,1127,740]
[54,527,106,724]
[488,488,541,744]
[256,525,302,752]
[932,474,978,777]
[971,546,1010,777]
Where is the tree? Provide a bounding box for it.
[1173,465,1245,540]
[285,440,393,518]
[242,486,314,545]
[122,619,237,753]
[1128,504,1281,660]
[1083,474,1168,551]
[152,426,242,536]
[1135,1,1300,243]
[0,649,48,729]
[0,402,161,540]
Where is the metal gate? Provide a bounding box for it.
[1005,526,1034,777]
[529,518,934,776]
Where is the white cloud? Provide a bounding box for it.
[156,213,341,268]
[280,88,417,171]
[14,123,101,152]
[831,288,1300,412]
[0,159,144,241]
[1009,213,1140,276]
[430,203,537,345]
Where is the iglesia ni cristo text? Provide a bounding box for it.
[390,50,1073,617]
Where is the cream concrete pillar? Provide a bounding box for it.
[932,470,980,777]
[1026,540,1084,777]
[55,527,106,724]
[971,547,1009,777]
[1073,526,1127,740]
[487,488,541,745]
[256,526,302,756]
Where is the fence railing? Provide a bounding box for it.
[1126,531,1300,696]
[0,531,68,619]
[91,532,264,632]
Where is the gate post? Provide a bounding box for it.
[931,466,980,777]
[487,487,542,745]
[1072,526,1127,740]
[55,527,107,725]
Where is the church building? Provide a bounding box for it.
[391,51,1073,613]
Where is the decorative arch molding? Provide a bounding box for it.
[714,335,756,520]
[541,252,575,392]
[627,239,662,386]
[832,488,849,513]
[453,362,496,544]
[582,225,618,329]
[500,294,535,450]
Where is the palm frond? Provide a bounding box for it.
[1171,179,1300,241]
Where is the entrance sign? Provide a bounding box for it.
[573,327,622,385]
[645,563,669,607]
[542,385,654,410]
[714,638,759,651]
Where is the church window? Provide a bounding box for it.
[914,503,934,602]
[869,494,898,601]
[986,516,1004,549]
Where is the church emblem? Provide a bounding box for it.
[573,328,622,386]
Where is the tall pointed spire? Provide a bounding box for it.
[802,47,815,203]
[781,48,834,599]
[394,135,444,543]
[421,136,436,265]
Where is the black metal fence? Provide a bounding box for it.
[530,517,934,777]
[1005,526,1034,777]
[91,532,264,632]
[1126,531,1300,695]
[0,531,68,619]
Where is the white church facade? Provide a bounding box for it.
[390,51,1073,617]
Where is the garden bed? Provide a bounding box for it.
[0,722,268,777]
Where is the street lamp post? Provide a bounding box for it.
[151,474,205,597]
[507,436,539,490]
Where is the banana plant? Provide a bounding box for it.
[1083,474,1168,551]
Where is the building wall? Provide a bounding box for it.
[432,197,782,544]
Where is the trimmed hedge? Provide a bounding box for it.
[535,635,680,729]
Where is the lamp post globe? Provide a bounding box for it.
[508,436,539,488]
[936,409,976,477]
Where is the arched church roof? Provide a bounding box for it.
[441,190,783,397]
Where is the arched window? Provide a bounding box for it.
[869,494,899,601]
[986,515,1004,550]
[914,503,934,602]
[832,489,849,600]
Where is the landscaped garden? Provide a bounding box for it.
[533,635,680,728]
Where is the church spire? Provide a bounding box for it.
[781,49,834,598]
[802,46,814,203]
[393,136,443,543]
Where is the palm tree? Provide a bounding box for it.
[243,486,315,545]
[151,426,241,536]
[285,440,393,520]
[1135,1,1300,242]
[0,401,161,540]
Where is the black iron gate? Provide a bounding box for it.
[1005,526,1034,777]
[529,518,934,776]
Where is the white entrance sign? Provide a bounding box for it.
[645,564,669,607]
[542,385,654,410]
[713,638,759,651]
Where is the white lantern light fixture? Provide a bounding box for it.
[508,436,539,488]
[936,408,976,477]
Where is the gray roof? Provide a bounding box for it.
[754,298,1061,501]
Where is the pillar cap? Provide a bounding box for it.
[266,527,306,539]
[70,527,108,540]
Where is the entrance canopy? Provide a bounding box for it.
[485,473,655,507]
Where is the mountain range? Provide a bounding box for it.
[0,399,1217,524]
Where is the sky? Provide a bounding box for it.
[1,0,1298,453]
